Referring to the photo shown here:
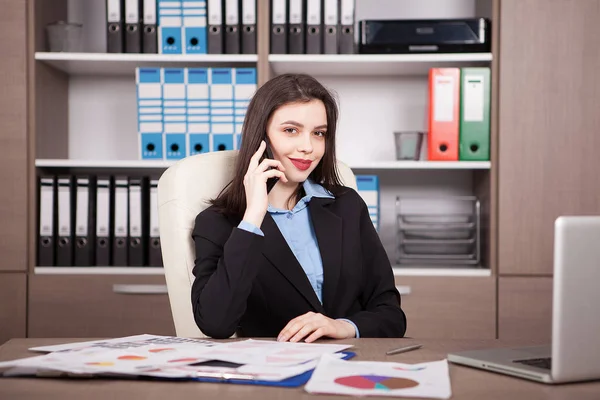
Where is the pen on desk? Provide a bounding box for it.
[386,344,423,356]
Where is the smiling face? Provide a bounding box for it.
[266,100,328,185]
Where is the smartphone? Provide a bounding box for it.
[264,140,279,194]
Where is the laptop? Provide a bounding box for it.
[448,216,600,384]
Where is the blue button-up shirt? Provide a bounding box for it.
[238,179,360,338]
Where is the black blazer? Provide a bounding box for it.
[191,186,407,339]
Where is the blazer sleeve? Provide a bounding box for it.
[346,196,408,338]
[191,208,265,339]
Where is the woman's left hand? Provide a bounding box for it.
[277,312,356,343]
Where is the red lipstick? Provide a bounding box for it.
[289,158,312,171]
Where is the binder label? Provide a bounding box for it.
[272,0,286,24]
[114,183,128,238]
[324,0,338,25]
[129,184,142,237]
[290,0,303,24]
[434,75,455,122]
[242,0,256,24]
[163,84,186,100]
[96,183,110,238]
[187,85,209,101]
[144,0,157,24]
[58,179,71,236]
[150,182,160,238]
[225,0,239,24]
[307,0,321,25]
[40,179,54,236]
[208,0,222,24]
[340,0,354,25]
[107,0,121,22]
[463,75,485,122]
[75,179,89,236]
[125,0,140,23]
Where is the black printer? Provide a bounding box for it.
[358,18,491,54]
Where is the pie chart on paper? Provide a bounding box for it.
[334,375,419,390]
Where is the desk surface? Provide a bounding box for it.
[1,338,599,400]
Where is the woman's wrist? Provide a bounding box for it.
[242,210,265,228]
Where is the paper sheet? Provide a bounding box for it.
[138,353,346,381]
[185,339,353,366]
[2,337,353,380]
[28,334,216,353]
[1,342,212,377]
[305,354,452,399]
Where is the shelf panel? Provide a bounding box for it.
[35,266,491,277]
[34,52,258,76]
[35,267,165,275]
[392,267,492,277]
[269,53,492,76]
[36,159,491,170]
[348,161,491,170]
[36,159,176,169]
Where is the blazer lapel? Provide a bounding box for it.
[261,214,324,313]
[308,198,342,314]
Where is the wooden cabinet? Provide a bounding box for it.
[498,277,552,343]
[0,0,28,272]
[28,275,175,338]
[498,0,600,276]
[395,276,496,339]
[0,273,27,345]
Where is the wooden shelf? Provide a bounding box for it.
[348,161,491,170]
[392,267,492,277]
[269,53,492,76]
[36,159,491,170]
[34,266,490,277]
[36,159,176,169]
[35,267,165,275]
[34,52,258,76]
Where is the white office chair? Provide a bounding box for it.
[157,150,358,338]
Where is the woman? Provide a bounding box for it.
[192,73,407,342]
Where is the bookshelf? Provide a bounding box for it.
[268,53,492,76]
[35,159,491,170]
[34,52,259,76]
[34,266,492,277]
[2,0,594,344]
[31,0,496,274]
[35,159,176,169]
[18,0,501,340]
[34,267,166,275]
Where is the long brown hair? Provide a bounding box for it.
[210,73,345,217]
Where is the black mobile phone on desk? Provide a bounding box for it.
[264,141,279,194]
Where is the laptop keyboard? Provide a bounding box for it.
[513,357,552,370]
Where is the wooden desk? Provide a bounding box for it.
[1,338,599,399]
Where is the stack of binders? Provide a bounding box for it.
[107,0,159,53]
[427,67,491,161]
[37,175,163,268]
[271,0,356,54]
[137,66,257,160]
[207,0,258,54]
[107,0,257,54]
[356,175,379,232]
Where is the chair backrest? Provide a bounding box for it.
[157,150,357,337]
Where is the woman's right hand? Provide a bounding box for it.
[242,140,288,228]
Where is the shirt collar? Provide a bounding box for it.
[302,178,335,200]
[267,178,334,214]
